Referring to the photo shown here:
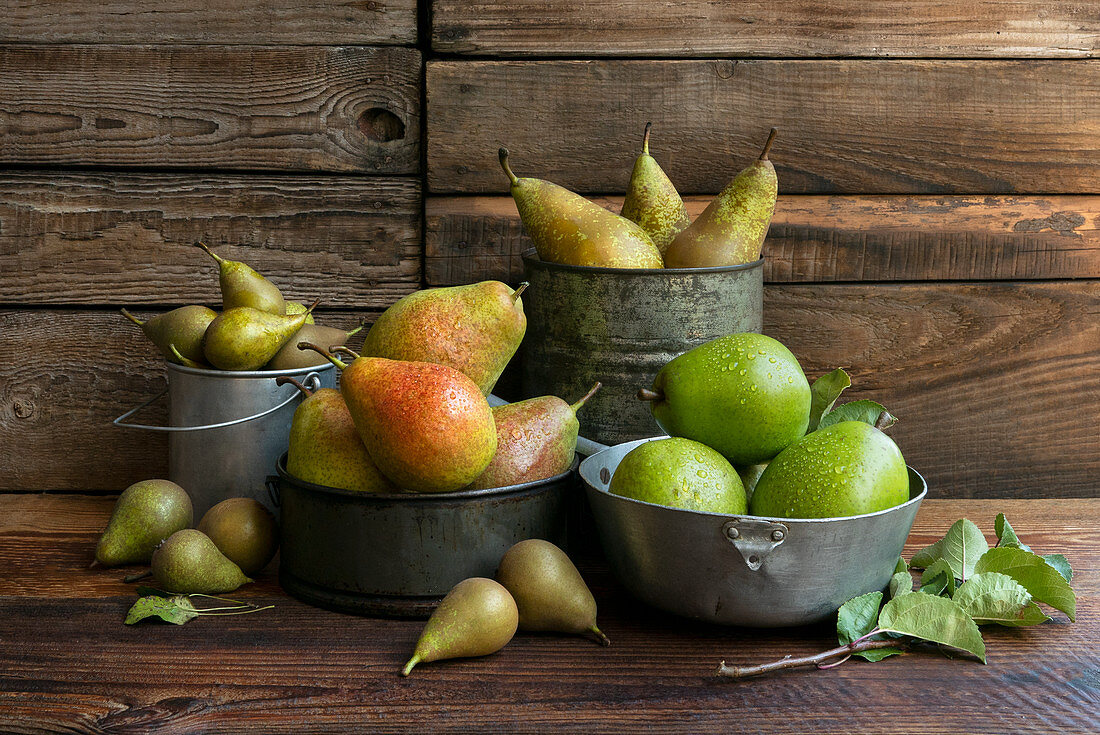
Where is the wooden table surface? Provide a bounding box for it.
[1,495,1097,734]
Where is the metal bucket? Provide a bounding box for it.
[273,454,573,618]
[579,437,927,627]
[113,362,336,517]
[521,251,764,445]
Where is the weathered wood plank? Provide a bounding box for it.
[426,60,1100,194]
[0,309,372,493]
[0,172,422,307]
[3,282,1098,497]
[0,0,417,45]
[425,194,1100,285]
[0,495,1096,733]
[0,45,421,173]
[432,0,1100,58]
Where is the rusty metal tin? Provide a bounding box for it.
[520,251,764,445]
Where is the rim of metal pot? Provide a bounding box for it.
[521,248,764,276]
[274,452,578,503]
[166,360,336,380]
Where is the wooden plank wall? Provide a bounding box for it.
[2,1,1098,497]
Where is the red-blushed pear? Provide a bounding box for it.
[298,344,497,493]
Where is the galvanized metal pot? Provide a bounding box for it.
[579,437,927,627]
[274,454,573,618]
[114,362,336,518]
[521,251,764,446]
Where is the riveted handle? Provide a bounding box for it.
[266,476,282,508]
[722,518,789,571]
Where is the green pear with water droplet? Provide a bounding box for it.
[202,300,317,371]
[152,529,252,594]
[95,479,193,567]
[620,123,690,254]
[750,421,909,519]
[121,306,216,365]
[610,437,746,513]
[196,241,285,315]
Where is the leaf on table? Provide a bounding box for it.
[817,400,898,431]
[919,558,957,597]
[808,368,851,432]
[974,547,1076,621]
[125,594,199,625]
[889,571,914,599]
[994,513,1031,552]
[952,572,1050,627]
[894,556,908,575]
[910,518,989,581]
[837,591,902,661]
[878,593,986,663]
[1041,554,1073,583]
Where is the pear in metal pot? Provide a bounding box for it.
[402,577,518,676]
[196,241,285,315]
[121,306,216,365]
[495,540,609,645]
[94,479,193,567]
[151,529,252,594]
[284,301,315,324]
[203,299,317,371]
[197,498,279,575]
[265,322,363,370]
[620,123,690,254]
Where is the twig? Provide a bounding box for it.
[716,639,904,679]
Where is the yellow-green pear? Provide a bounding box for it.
[94,479,193,567]
[202,300,317,371]
[196,241,285,315]
[284,301,315,324]
[121,306,216,365]
[620,123,690,254]
[151,529,252,594]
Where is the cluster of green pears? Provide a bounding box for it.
[503,124,779,269]
[403,539,607,676]
[285,281,600,494]
[94,480,278,594]
[122,242,362,372]
[612,332,909,519]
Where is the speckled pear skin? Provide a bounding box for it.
[620,123,690,254]
[646,333,811,465]
[402,577,518,676]
[284,301,315,324]
[663,129,778,268]
[202,304,314,371]
[266,323,361,370]
[609,438,746,514]
[501,148,664,269]
[197,498,279,575]
[95,479,193,567]
[121,305,217,365]
[151,529,251,594]
[286,388,394,493]
[362,281,526,395]
[340,357,497,493]
[197,241,285,315]
[750,421,909,519]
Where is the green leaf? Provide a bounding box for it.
[889,571,914,598]
[994,513,1031,552]
[878,594,986,663]
[919,558,957,597]
[910,519,989,581]
[817,400,897,431]
[894,556,908,575]
[836,591,902,661]
[125,594,199,625]
[974,547,1076,621]
[808,368,851,432]
[1042,554,1073,583]
[952,572,1050,627]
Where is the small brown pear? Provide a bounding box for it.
[495,539,609,645]
[196,241,285,315]
[202,300,317,371]
[197,498,279,575]
[265,323,364,370]
[402,577,518,676]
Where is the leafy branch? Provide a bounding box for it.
[125,586,274,625]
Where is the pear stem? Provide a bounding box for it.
[637,388,663,402]
[88,560,100,570]
[759,128,778,161]
[330,345,361,361]
[499,147,519,186]
[304,298,321,315]
[169,344,206,369]
[589,625,611,647]
[345,323,365,338]
[276,376,313,398]
[297,342,347,370]
[120,308,144,327]
[512,282,529,302]
[401,655,421,677]
[123,570,153,583]
[195,241,224,264]
[642,121,652,155]
[571,382,602,413]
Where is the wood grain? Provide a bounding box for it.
[0,172,422,307]
[0,495,1097,733]
[0,45,421,173]
[426,60,1100,194]
[432,0,1100,58]
[1,0,417,46]
[425,194,1100,285]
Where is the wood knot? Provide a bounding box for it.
[357,108,405,143]
[714,60,738,79]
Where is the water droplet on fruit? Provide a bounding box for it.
[697,470,707,478]
[739,369,746,375]
[768,357,777,364]
[787,376,794,383]
[747,354,755,360]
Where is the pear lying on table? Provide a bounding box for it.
[152,529,251,594]
[95,479,193,567]
[197,498,279,575]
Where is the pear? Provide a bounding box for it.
[500,148,663,269]
[196,241,285,315]
[197,497,279,575]
[120,306,216,365]
[610,438,746,514]
[284,301,315,324]
[362,282,527,395]
[402,577,518,676]
[495,539,609,645]
[202,300,317,371]
[94,479,193,567]
[281,377,394,493]
[663,128,778,268]
[469,383,599,490]
[300,344,497,493]
[151,529,252,594]
[736,462,769,501]
[265,322,363,370]
[620,123,690,254]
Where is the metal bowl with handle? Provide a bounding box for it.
[579,437,927,627]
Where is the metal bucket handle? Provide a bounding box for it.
[112,371,322,432]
